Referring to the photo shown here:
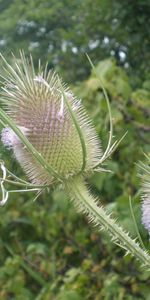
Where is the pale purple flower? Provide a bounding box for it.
[1,126,29,148]
[142,196,150,236]
[139,162,150,237]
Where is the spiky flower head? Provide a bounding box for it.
[141,196,150,236]
[139,160,150,237]
[0,52,102,186]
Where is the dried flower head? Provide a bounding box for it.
[0,52,102,186]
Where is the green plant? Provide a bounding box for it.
[0,52,150,270]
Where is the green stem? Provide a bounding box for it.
[65,176,150,270]
[2,240,47,286]
[1,177,48,189]
[129,196,146,250]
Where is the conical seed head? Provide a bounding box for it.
[140,167,150,236]
[141,196,150,236]
[1,53,102,185]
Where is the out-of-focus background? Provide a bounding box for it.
[0,1,150,299]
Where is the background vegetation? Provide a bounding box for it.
[0,0,150,299]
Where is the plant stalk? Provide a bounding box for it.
[65,176,150,270]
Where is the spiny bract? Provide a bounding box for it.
[0,53,102,185]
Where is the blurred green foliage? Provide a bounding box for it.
[0,0,149,84]
[0,0,150,299]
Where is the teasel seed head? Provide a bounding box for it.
[139,158,150,237]
[141,196,150,237]
[0,52,102,186]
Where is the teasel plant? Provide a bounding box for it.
[0,51,150,270]
[139,153,150,240]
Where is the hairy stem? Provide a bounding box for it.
[65,176,150,270]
